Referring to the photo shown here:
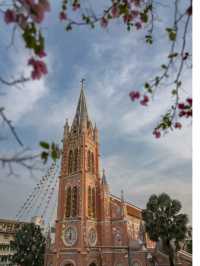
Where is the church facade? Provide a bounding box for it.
[45,88,192,266]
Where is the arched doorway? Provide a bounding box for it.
[65,264,74,266]
[89,263,97,266]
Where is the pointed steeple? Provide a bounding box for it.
[102,169,108,185]
[71,79,91,132]
[102,169,109,193]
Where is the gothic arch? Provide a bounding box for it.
[92,187,96,218]
[88,150,91,172]
[72,186,78,217]
[65,186,72,217]
[131,260,142,266]
[74,148,79,172]
[91,152,95,174]
[60,259,76,266]
[68,150,74,174]
[88,186,92,217]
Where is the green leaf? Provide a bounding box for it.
[51,149,58,162]
[140,12,148,23]
[161,64,167,69]
[171,89,177,95]
[39,141,49,149]
[41,151,49,164]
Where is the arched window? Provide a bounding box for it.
[68,150,73,174]
[65,187,72,217]
[92,187,96,218]
[91,153,95,174]
[72,186,78,217]
[132,262,141,266]
[74,148,78,172]
[88,151,91,172]
[88,186,92,217]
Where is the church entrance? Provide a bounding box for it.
[65,264,74,266]
[89,263,97,266]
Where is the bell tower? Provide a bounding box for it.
[55,81,101,266]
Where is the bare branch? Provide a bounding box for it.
[0,107,24,147]
[0,76,30,86]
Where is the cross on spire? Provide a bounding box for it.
[80,78,86,90]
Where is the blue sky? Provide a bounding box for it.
[0,0,192,222]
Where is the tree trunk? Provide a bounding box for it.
[167,240,175,266]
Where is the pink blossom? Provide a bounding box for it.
[4,9,16,24]
[131,10,139,18]
[174,122,182,129]
[140,95,149,106]
[37,50,47,58]
[59,11,67,21]
[178,103,185,109]
[153,130,161,139]
[129,91,140,101]
[17,14,27,29]
[31,3,45,23]
[111,5,119,18]
[40,0,51,11]
[186,98,192,106]
[135,22,142,30]
[72,3,80,11]
[28,58,48,80]
[100,17,108,28]
[179,110,186,117]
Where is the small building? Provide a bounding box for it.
[0,218,27,266]
[0,216,45,266]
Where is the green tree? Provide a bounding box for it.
[142,193,188,266]
[10,223,46,266]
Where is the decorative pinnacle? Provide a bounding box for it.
[121,189,124,202]
[80,78,86,90]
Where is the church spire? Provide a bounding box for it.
[71,79,91,132]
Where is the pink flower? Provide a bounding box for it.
[17,14,27,29]
[40,0,51,12]
[4,9,16,24]
[140,95,149,106]
[59,11,67,21]
[72,3,80,11]
[178,103,185,109]
[153,130,161,139]
[186,110,192,117]
[131,10,139,18]
[31,3,45,23]
[135,22,142,30]
[37,50,47,58]
[28,58,48,80]
[179,110,186,117]
[100,17,108,28]
[129,91,140,101]
[123,14,133,23]
[186,98,192,106]
[111,5,119,18]
[174,122,182,129]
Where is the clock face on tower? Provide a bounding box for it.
[63,226,77,246]
[88,228,97,246]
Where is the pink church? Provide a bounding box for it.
[45,87,192,266]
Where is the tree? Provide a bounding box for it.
[142,193,188,266]
[0,0,192,174]
[10,223,46,266]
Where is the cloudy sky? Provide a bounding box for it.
[0,0,192,222]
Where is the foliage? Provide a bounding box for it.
[10,223,46,266]
[142,193,188,266]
